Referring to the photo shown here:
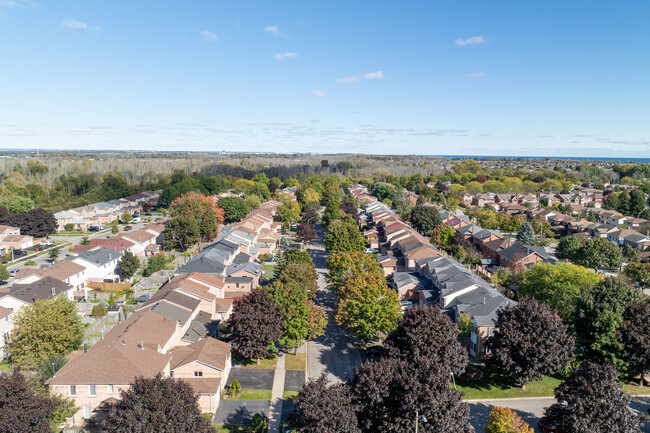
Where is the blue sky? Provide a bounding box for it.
[1,1,649,157]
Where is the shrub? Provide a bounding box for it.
[24,260,37,266]
[90,304,107,318]
[64,223,74,232]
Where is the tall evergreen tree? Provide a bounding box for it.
[516,222,535,245]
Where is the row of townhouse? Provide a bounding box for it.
[45,200,284,427]
[349,184,378,206]
[48,277,232,426]
[360,200,514,359]
[0,224,34,256]
[176,200,284,289]
[438,210,551,272]
[461,188,605,210]
[53,190,160,231]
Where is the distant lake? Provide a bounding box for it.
[429,155,650,163]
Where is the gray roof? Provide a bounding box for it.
[624,233,649,243]
[224,276,251,283]
[231,252,251,266]
[6,276,73,304]
[177,252,226,275]
[142,288,200,312]
[392,272,429,290]
[75,246,122,266]
[182,311,219,343]
[499,243,547,261]
[456,288,516,327]
[146,301,193,327]
[226,261,263,277]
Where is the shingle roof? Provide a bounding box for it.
[170,337,230,371]
[75,246,122,266]
[5,276,73,304]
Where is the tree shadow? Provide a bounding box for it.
[224,405,254,425]
[456,365,522,392]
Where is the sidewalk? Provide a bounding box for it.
[267,353,286,432]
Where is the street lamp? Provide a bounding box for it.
[415,409,427,433]
[450,371,457,389]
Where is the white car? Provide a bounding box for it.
[38,240,54,246]
[131,217,141,224]
[366,248,378,254]
[399,301,414,311]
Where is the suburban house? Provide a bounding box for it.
[71,247,122,282]
[0,276,73,312]
[14,261,89,298]
[0,306,13,359]
[498,243,548,269]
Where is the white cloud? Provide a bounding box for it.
[454,36,485,46]
[335,71,383,84]
[264,25,286,37]
[311,90,325,97]
[60,20,88,29]
[462,72,486,79]
[275,52,298,60]
[197,30,218,42]
[362,71,383,80]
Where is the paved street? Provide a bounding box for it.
[306,223,362,384]
[468,396,650,433]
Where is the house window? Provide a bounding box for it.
[108,384,114,393]
[89,385,96,396]
[69,385,76,396]
[83,406,91,419]
[194,371,203,377]
[235,283,240,288]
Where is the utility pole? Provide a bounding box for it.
[415,409,419,433]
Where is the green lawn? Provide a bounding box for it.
[213,425,249,433]
[283,391,299,400]
[456,367,562,400]
[262,263,275,271]
[284,352,306,371]
[623,383,650,395]
[228,389,272,401]
[232,352,278,369]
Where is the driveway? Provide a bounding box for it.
[213,400,271,425]
[306,223,362,385]
[226,368,275,390]
[468,396,650,433]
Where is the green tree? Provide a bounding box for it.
[409,205,442,236]
[111,219,119,234]
[8,297,83,369]
[518,262,601,319]
[573,278,645,372]
[48,247,60,262]
[325,221,365,253]
[477,209,499,230]
[165,215,200,251]
[269,282,323,351]
[618,300,650,382]
[80,235,90,245]
[602,192,619,210]
[617,190,631,215]
[0,195,34,213]
[336,281,400,342]
[555,235,584,261]
[121,211,132,224]
[119,251,140,279]
[575,237,623,270]
[0,264,9,281]
[629,189,646,216]
[218,196,253,223]
[516,222,535,245]
[623,262,650,288]
[623,244,641,263]
[277,197,301,226]
[143,255,167,277]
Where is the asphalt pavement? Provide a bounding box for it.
[306,223,362,384]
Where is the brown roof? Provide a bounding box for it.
[41,261,86,281]
[89,237,135,252]
[170,337,230,371]
[0,306,12,319]
[2,234,31,242]
[214,298,234,312]
[13,268,42,281]
[47,310,176,385]
[177,377,222,394]
[187,272,225,289]
[118,228,157,244]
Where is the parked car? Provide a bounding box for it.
[38,240,54,246]
[154,218,164,222]
[366,248,378,254]
[144,212,152,216]
[88,226,101,232]
[366,345,384,360]
[9,269,18,277]
[124,225,133,231]
[538,417,569,433]
[131,217,142,224]
[13,249,27,257]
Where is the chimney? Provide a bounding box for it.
[141,341,144,351]
[51,287,56,296]
[483,297,486,304]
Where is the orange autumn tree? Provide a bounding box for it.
[485,406,534,433]
[170,192,224,242]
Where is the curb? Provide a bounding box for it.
[464,396,555,403]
